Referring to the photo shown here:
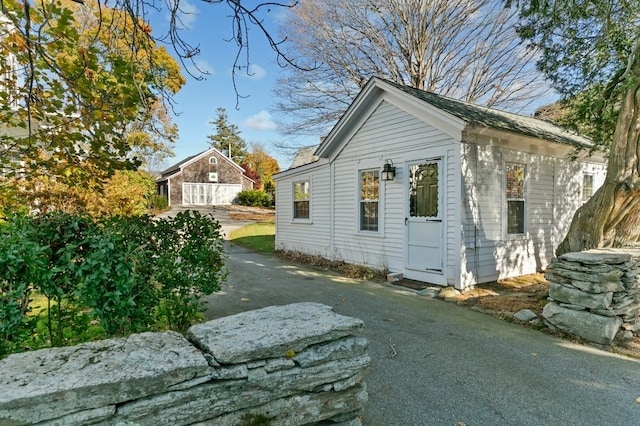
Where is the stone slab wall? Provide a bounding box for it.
[543,249,640,345]
[0,303,370,425]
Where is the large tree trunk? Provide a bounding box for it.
[556,57,640,256]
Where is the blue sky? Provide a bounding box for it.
[148,1,311,171]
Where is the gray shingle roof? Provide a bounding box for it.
[383,79,593,148]
[289,145,319,169]
[159,152,202,178]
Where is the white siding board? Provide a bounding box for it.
[329,100,458,277]
[275,166,332,257]
[277,89,607,289]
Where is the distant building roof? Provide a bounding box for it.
[289,145,319,169]
[159,152,201,178]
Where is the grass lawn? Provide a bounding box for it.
[228,222,275,254]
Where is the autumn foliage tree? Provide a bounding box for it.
[244,142,280,189]
[516,0,640,254]
[0,0,184,213]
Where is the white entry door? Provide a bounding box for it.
[406,159,443,273]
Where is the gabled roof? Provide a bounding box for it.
[382,79,593,148]
[289,145,319,169]
[158,147,244,181]
[315,77,593,159]
[160,153,200,177]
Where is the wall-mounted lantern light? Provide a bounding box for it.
[381,159,396,181]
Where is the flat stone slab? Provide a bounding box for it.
[0,331,210,424]
[542,302,623,345]
[188,303,364,364]
[560,249,636,265]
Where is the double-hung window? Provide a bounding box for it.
[293,181,310,219]
[506,163,526,235]
[359,169,379,232]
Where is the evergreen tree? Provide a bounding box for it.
[207,107,249,164]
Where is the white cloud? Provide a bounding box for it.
[191,59,214,75]
[167,0,199,30]
[244,64,267,80]
[243,110,277,131]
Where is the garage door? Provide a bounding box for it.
[182,183,242,205]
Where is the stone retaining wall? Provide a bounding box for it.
[0,303,370,425]
[542,248,640,345]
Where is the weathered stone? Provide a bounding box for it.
[294,336,369,368]
[549,283,613,310]
[207,384,368,426]
[264,358,296,372]
[210,363,248,380]
[418,288,440,298]
[548,267,623,284]
[187,303,364,364]
[545,272,624,293]
[114,356,370,425]
[439,286,460,299]
[560,250,631,265]
[513,309,538,322]
[542,302,623,345]
[43,406,115,426]
[0,331,210,424]
[550,258,614,274]
[248,367,268,381]
[558,303,587,311]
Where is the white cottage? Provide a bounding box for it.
[274,78,606,289]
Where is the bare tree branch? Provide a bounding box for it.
[273,0,550,139]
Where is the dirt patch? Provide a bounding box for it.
[443,274,640,359]
[226,205,275,222]
[456,274,549,315]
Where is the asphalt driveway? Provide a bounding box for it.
[203,243,640,425]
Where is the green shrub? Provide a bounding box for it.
[148,194,168,210]
[238,190,270,207]
[0,210,226,358]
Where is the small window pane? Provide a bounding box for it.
[360,202,379,231]
[360,170,379,231]
[507,200,525,234]
[506,163,525,199]
[506,163,525,235]
[293,181,310,219]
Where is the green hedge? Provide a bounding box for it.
[0,210,226,358]
[238,190,270,207]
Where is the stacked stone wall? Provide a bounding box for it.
[543,249,640,345]
[0,303,369,425]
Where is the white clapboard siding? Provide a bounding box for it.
[461,135,606,286]
[275,165,332,257]
[274,78,608,289]
[330,100,458,281]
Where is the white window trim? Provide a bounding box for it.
[209,156,217,165]
[292,178,312,223]
[503,160,528,239]
[582,173,594,203]
[355,165,385,236]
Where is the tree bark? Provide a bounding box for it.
[556,53,640,256]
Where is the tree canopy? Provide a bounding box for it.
[517,0,638,148]
[516,0,640,253]
[273,0,548,137]
[0,0,184,186]
[207,107,249,164]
